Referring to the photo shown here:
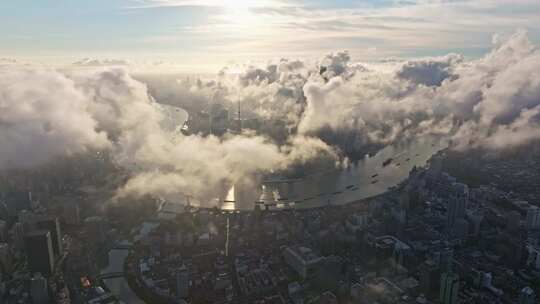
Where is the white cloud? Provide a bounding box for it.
[296,30,540,151]
[0,65,337,205]
[2,29,540,205]
[129,0,293,9]
[140,30,540,156]
[0,68,111,169]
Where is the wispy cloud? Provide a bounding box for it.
[165,0,540,61]
[128,0,296,9]
[2,0,539,69]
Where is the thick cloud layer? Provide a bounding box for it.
[136,31,540,158]
[298,30,540,151]
[0,68,110,169]
[2,30,540,205]
[117,133,338,202]
[0,67,337,204]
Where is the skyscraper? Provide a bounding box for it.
[176,264,189,300]
[0,220,7,242]
[440,272,459,304]
[525,206,540,230]
[30,272,50,304]
[25,231,55,276]
[0,243,11,272]
[11,222,25,251]
[37,217,62,257]
[419,259,440,299]
[447,195,467,232]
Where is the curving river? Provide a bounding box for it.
[222,137,446,210]
[155,103,445,210]
[101,104,444,302]
[100,223,159,303]
[101,249,143,304]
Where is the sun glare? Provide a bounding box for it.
[222,0,281,9]
[220,0,265,29]
[223,0,252,9]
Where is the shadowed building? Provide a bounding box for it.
[283,246,323,280]
[25,230,55,277]
[37,217,63,257]
[440,272,459,304]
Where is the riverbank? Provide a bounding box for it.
[124,245,169,304]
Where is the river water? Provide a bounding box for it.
[223,137,446,210]
[100,223,159,303]
[101,249,143,304]
[155,103,189,134]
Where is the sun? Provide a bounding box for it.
[212,0,284,35]
[220,1,263,28]
[222,0,253,9]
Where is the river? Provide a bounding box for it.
[155,103,446,210]
[223,137,446,210]
[100,223,159,303]
[101,249,143,304]
[100,104,443,301]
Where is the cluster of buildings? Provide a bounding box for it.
[123,151,540,304]
[183,102,291,145]
[1,141,540,304]
[443,146,540,203]
[0,190,72,304]
[0,156,128,304]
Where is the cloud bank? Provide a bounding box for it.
[0,68,111,169]
[1,30,540,204]
[205,30,540,152]
[0,66,337,203]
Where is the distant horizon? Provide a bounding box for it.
[0,44,527,75]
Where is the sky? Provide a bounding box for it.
[2,0,540,72]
